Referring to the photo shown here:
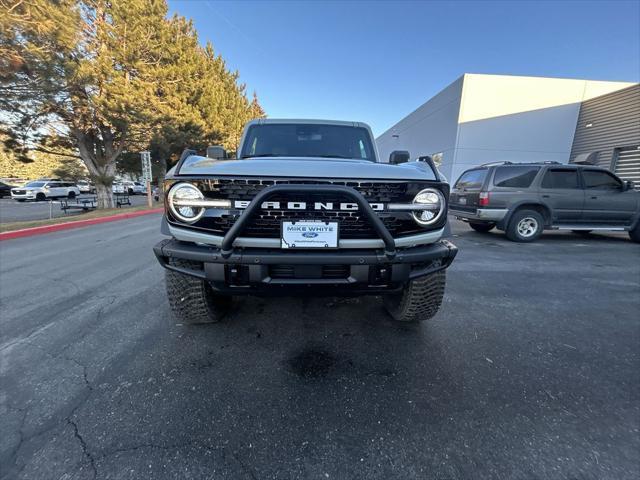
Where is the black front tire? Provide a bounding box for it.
[629,223,640,243]
[68,191,76,199]
[469,222,495,233]
[506,209,544,242]
[35,193,46,201]
[165,259,232,324]
[383,271,446,323]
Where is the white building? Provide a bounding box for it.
[376,74,636,183]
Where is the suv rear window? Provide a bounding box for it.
[455,169,487,190]
[541,169,579,189]
[493,166,540,188]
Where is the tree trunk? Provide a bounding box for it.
[157,156,167,201]
[95,181,114,209]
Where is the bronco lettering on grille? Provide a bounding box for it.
[232,200,384,211]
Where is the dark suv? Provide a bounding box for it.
[450,162,640,243]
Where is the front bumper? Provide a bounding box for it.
[154,238,458,295]
[450,208,508,222]
[11,192,37,200]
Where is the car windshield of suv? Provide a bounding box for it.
[240,124,376,161]
[25,182,45,188]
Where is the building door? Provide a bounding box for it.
[613,146,640,190]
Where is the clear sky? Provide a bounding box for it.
[168,0,640,136]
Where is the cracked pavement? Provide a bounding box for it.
[0,215,638,479]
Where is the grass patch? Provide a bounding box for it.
[0,203,163,233]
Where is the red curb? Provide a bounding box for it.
[0,207,164,241]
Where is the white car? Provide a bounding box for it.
[113,181,145,195]
[11,180,81,202]
[123,181,146,194]
[76,180,95,194]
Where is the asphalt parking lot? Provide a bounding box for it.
[1,217,638,479]
[0,195,150,224]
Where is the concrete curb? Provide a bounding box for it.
[0,208,164,241]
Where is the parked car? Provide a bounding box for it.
[0,180,14,198]
[450,162,640,242]
[76,180,96,194]
[113,181,145,195]
[11,180,81,202]
[154,119,458,325]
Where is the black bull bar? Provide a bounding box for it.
[218,184,398,259]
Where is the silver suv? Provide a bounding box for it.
[450,162,640,243]
[11,180,81,202]
[153,119,458,325]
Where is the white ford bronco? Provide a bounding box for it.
[154,119,457,323]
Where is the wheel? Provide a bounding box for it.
[383,270,446,323]
[571,230,592,235]
[35,193,46,201]
[128,188,134,195]
[506,209,544,242]
[68,191,76,199]
[165,259,231,324]
[469,222,495,233]
[629,223,640,243]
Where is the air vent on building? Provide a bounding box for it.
[613,146,640,190]
[572,151,599,165]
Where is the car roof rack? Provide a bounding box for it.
[479,161,562,167]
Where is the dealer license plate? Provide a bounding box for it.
[281,221,338,249]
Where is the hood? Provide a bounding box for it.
[175,156,439,182]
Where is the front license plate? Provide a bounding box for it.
[281,221,338,248]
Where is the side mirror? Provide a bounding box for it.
[624,180,634,191]
[206,145,227,160]
[389,150,410,165]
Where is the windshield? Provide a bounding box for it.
[25,181,45,187]
[240,123,376,161]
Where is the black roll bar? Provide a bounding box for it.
[219,184,397,259]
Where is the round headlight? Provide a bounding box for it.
[411,188,445,226]
[168,182,205,223]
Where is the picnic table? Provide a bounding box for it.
[60,196,97,214]
[114,192,131,207]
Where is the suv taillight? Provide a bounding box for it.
[479,192,489,207]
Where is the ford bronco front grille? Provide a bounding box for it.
[169,178,443,239]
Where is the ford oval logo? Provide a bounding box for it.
[302,232,318,238]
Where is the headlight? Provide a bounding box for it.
[168,182,205,223]
[411,188,445,226]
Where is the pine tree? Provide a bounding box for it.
[1,0,266,207]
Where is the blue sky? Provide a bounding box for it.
[168,0,640,136]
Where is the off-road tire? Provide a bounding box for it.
[629,223,640,243]
[506,209,544,242]
[469,222,495,233]
[383,271,446,323]
[35,193,46,201]
[165,259,231,324]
